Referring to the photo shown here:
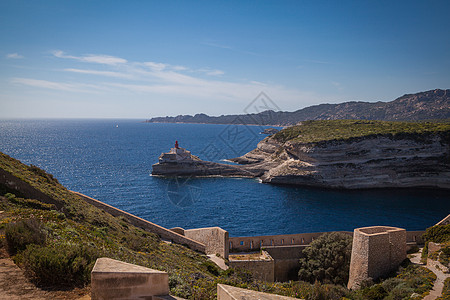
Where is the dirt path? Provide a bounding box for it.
[0,251,89,299]
[423,258,448,300]
[410,249,449,300]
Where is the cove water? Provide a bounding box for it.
[0,119,449,237]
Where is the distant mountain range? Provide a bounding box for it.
[146,89,450,126]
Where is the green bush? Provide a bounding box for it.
[5,218,46,255]
[360,285,388,300]
[423,224,450,243]
[298,232,353,285]
[439,245,450,266]
[384,283,414,300]
[17,243,100,287]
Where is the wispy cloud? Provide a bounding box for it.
[202,41,233,50]
[202,41,262,57]
[52,50,127,65]
[197,68,224,76]
[331,81,343,91]
[11,50,315,107]
[64,68,133,79]
[304,59,334,65]
[6,53,24,59]
[11,77,106,93]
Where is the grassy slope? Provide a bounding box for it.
[0,152,218,295]
[0,151,440,299]
[273,120,450,144]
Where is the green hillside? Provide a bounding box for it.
[0,151,220,295]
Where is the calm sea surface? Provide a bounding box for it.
[0,119,448,236]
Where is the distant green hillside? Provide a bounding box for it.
[273,120,450,144]
[148,89,450,126]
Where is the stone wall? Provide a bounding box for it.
[229,251,275,282]
[184,227,229,259]
[406,230,425,245]
[73,191,206,254]
[436,214,450,226]
[229,231,352,252]
[0,168,64,210]
[348,226,406,290]
[265,245,307,282]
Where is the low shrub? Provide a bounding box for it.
[5,218,46,255]
[423,224,450,243]
[361,284,388,300]
[17,243,100,287]
[439,245,450,266]
[298,232,353,285]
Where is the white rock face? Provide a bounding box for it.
[234,134,450,189]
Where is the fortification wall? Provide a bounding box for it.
[436,214,450,226]
[348,226,406,290]
[265,245,306,282]
[406,231,425,244]
[184,227,229,259]
[72,191,206,253]
[229,231,352,252]
[0,168,65,210]
[229,251,275,282]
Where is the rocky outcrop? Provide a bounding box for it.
[151,160,270,177]
[230,132,450,189]
[153,121,450,189]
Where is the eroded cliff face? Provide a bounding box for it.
[231,133,450,189]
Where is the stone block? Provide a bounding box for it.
[91,258,169,300]
[217,284,297,299]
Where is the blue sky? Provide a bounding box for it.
[1,0,449,118]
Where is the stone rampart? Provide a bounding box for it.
[229,251,275,282]
[436,214,450,226]
[0,168,65,210]
[184,227,229,259]
[265,245,307,282]
[347,226,406,290]
[229,231,352,252]
[406,230,425,245]
[72,191,206,253]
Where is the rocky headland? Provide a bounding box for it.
[153,120,450,189]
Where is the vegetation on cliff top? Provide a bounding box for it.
[273,120,450,144]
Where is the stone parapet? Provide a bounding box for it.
[229,231,352,252]
[72,191,206,253]
[91,258,169,300]
[229,251,275,282]
[184,227,229,259]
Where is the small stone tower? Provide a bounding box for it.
[347,226,406,290]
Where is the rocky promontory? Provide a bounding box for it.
[154,120,450,189]
[231,120,450,189]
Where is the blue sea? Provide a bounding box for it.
[0,119,448,237]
